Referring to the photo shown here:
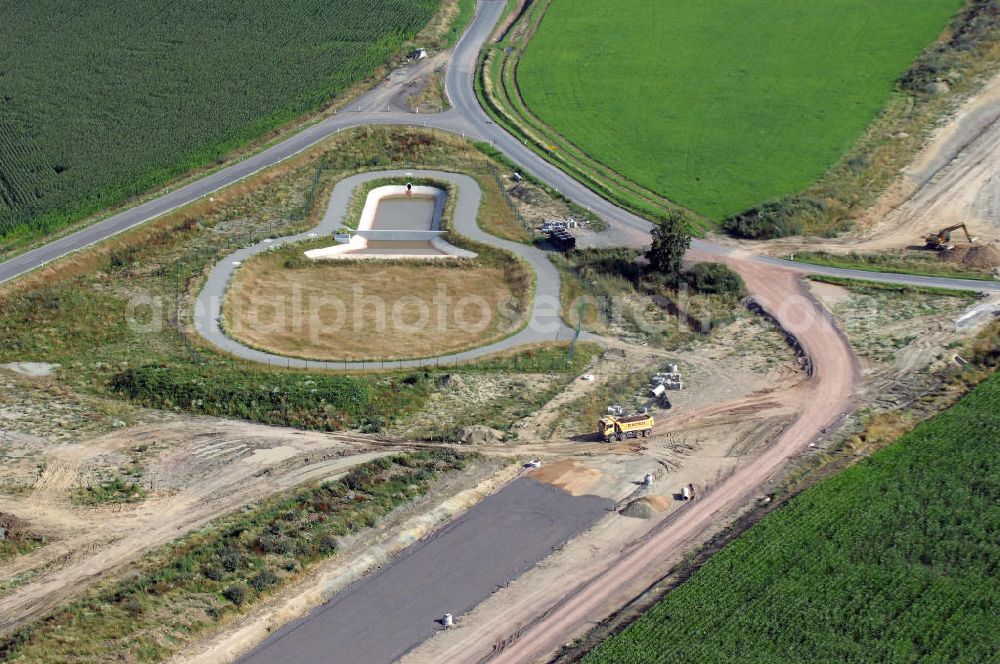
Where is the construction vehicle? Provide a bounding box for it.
[598,413,654,442]
[923,223,975,251]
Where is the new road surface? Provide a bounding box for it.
[238,478,612,664]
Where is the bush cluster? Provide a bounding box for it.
[682,263,746,297]
[901,1,1000,93]
[110,364,432,431]
[722,196,826,240]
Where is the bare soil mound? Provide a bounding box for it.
[529,459,603,496]
[458,425,505,445]
[0,512,30,539]
[620,495,670,519]
[940,244,1000,269]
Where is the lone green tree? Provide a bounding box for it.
[645,210,691,283]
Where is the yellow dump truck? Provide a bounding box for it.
[598,413,654,442]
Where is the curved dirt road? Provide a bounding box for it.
[0,2,993,663]
[477,256,859,664]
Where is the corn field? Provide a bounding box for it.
[585,371,1000,663]
[0,0,438,245]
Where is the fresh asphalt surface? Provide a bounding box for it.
[238,478,613,664]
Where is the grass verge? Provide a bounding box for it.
[807,274,982,299]
[792,250,996,281]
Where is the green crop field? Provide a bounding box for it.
[0,0,438,247]
[584,371,1000,663]
[518,0,963,220]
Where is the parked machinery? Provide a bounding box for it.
[923,223,975,251]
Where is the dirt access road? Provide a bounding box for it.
[418,257,859,664]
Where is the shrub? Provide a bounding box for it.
[202,565,224,581]
[249,571,278,592]
[359,416,385,434]
[222,584,248,606]
[682,263,746,297]
[722,196,825,240]
[318,536,338,555]
[110,364,431,432]
[123,598,144,617]
[219,550,243,573]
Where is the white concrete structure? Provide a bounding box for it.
[305,184,476,260]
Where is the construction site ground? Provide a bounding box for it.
[0,404,500,640]
[3,269,979,662]
[4,12,1000,662]
[743,72,1000,271]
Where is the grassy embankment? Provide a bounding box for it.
[0,451,472,662]
[553,248,747,344]
[792,250,996,281]
[485,0,1000,238]
[0,127,595,435]
[807,274,982,300]
[583,367,1000,662]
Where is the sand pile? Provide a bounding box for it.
[620,495,670,519]
[529,459,603,496]
[940,243,1000,269]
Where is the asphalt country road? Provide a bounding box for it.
[1,0,997,294]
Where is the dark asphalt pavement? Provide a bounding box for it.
[238,477,613,664]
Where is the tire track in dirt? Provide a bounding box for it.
[425,257,859,664]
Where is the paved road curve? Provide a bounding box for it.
[196,170,575,369]
[2,0,997,295]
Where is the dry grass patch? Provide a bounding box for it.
[225,255,525,361]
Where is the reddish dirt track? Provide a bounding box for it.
[486,255,860,664]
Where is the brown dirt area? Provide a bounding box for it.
[0,418,415,637]
[223,258,523,361]
[528,459,604,496]
[807,278,980,410]
[752,73,1000,268]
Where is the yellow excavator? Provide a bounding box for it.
[923,223,975,251]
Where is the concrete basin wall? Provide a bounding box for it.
[358,185,445,232]
[305,183,474,260]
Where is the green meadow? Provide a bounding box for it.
[518,0,962,219]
